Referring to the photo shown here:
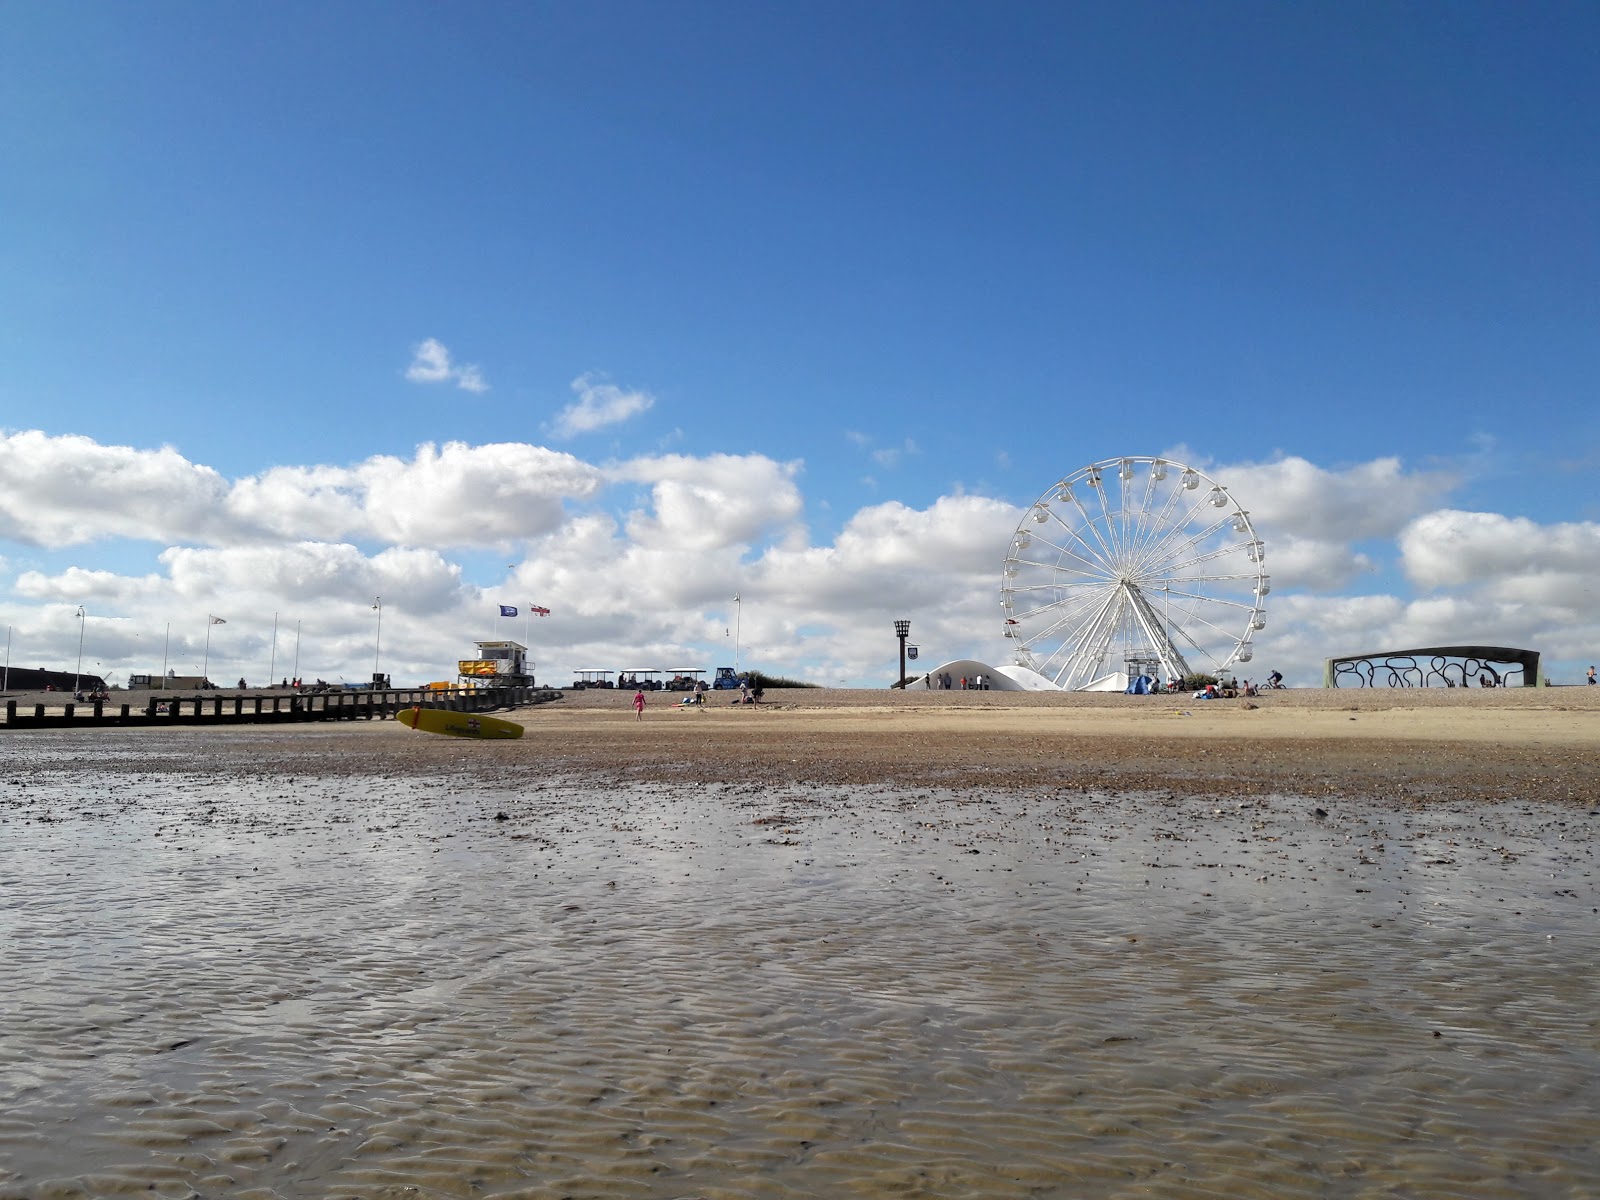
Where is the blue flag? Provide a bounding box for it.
[499,605,518,617]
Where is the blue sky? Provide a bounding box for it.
[2,2,1596,688]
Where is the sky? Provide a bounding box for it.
[1,1,1596,689]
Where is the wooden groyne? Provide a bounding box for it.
[1,686,562,730]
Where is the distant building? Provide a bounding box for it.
[1,666,107,693]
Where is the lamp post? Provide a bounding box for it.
[268,611,279,685]
[895,619,910,689]
[202,616,222,688]
[372,597,383,685]
[74,606,86,693]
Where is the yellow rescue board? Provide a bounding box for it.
[397,707,525,739]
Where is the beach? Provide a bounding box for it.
[2,687,1598,1197]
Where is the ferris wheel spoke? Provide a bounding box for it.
[1129,472,1188,563]
[1158,539,1258,578]
[1090,473,1122,564]
[1053,593,1123,686]
[1024,529,1118,579]
[1156,586,1257,612]
[1065,488,1121,572]
[1172,603,1249,652]
[1136,486,1234,574]
[1169,570,1264,584]
[1128,467,1166,557]
[1007,555,1114,587]
[1114,468,1137,564]
[1131,511,1235,579]
[1032,589,1121,682]
[1007,582,1119,599]
[1032,511,1116,574]
[1023,583,1120,634]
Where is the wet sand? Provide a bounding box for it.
[2,689,1598,1197]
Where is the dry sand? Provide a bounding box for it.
[23,683,1590,804]
[490,686,1600,804]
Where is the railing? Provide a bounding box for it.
[1,686,562,730]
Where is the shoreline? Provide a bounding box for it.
[11,685,1597,804]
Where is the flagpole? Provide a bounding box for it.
[292,620,300,684]
[372,597,382,683]
[74,606,86,693]
[734,594,741,676]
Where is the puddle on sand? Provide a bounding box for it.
[2,761,1599,1199]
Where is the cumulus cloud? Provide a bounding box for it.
[0,431,233,546]
[1400,510,1600,592]
[4,436,1597,689]
[1262,534,1376,593]
[228,442,604,548]
[405,338,489,392]
[1208,454,1458,543]
[610,454,804,552]
[552,373,653,437]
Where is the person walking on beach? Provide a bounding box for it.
[633,689,646,721]
[1589,666,1596,685]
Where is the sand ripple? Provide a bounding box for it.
[2,745,1598,1197]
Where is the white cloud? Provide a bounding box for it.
[3,437,1596,689]
[1264,534,1376,592]
[405,338,489,392]
[227,442,603,548]
[610,453,804,552]
[552,373,653,437]
[0,431,233,546]
[871,438,920,468]
[1400,509,1600,594]
[848,432,921,469]
[1207,454,1458,543]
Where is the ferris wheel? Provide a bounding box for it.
[1001,457,1269,690]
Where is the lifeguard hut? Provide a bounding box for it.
[458,640,536,688]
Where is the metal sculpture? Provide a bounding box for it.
[1324,645,1542,688]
